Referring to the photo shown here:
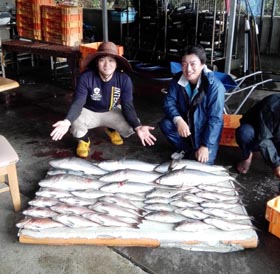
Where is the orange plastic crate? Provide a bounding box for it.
[43,25,82,36]
[266,196,280,238]
[44,33,82,47]
[219,114,242,147]
[17,29,42,40]
[42,17,81,29]
[17,0,54,4]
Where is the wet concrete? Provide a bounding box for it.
[1,61,280,274]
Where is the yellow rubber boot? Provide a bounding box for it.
[76,139,91,158]
[105,128,123,145]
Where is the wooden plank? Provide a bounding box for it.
[0,77,19,92]
[19,235,160,247]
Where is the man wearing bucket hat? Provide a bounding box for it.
[50,41,157,158]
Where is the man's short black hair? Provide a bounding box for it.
[181,45,207,64]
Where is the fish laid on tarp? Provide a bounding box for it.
[97,159,158,172]
[16,218,65,230]
[71,189,111,199]
[49,157,107,175]
[144,203,176,212]
[181,193,206,203]
[154,159,227,174]
[98,169,161,184]
[202,208,252,221]
[170,159,227,173]
[195,191,240,202]
[200,201,241,210]
[36,188,73,198]
[89,202,142,219]
[39,174,105,191]
[174,220,216,232]
[22,207,58,218]
[144,211,186,223]
[145,188,185,199]
[155,168,235,188]
[175,208,209,220]
[82,212,138,228]
[28,197,60,207]
[99,195,141,210]
[197,184,236,194]
[100,181,155,193]
[204,218,255,231]
[169,200,201,209]
[144,197,172,204]
[115,192,145,201]
[47,168,89,177]
[50,204,95,215]
[59,197,97,206]
[52,214,101,228]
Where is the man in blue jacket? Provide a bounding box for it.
[236,94,280,178]
[159,45,225,164]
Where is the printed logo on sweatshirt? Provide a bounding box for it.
[91,88,102,101]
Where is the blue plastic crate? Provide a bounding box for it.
[111,10,137,23]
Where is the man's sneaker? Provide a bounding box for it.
[171,150,185,160]
[105,128,123,145]
[76,139,91,158]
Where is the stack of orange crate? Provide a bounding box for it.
[16,0,55,40]
[41,5,83,47]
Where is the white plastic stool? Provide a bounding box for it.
[0,135,21,212]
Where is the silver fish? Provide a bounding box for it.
[50,204,95,215]
[144,197,171,204]
[200,201,241,210]
[145,188,185,199]
[59,197,97,206]
[99,196,141,210]
[155,168,236,187]
[144,211,186,223]
[36,188,73,198]
[170,159,227,173]
[99,169,160,184]
[182,194,206,203]
[97,159,157,172]
[28,197,60,207]
[144,203,176,212]
[49,157,107,175]
[197,184,236,194]
[39,174,104,191]
[22,207,58,218]
[89,202,141,218]
[82,212,138,228]
[115,192,145,201]
[153,162,172,173]
[170,200,201,209]
[195,191,240,202]
[71,189,110,199]
[47,168,87,177]
[52,214,100,228]
[174,220,215,232]
[202,208,252,221]
[16,217,64,230]
[175,208,209,220]
[204,217,255,231]
[100,181,155,193]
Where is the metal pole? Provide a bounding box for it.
[224,0,237,74]
[102,0,108,41]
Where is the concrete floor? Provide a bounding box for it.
[1,61,280,274]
